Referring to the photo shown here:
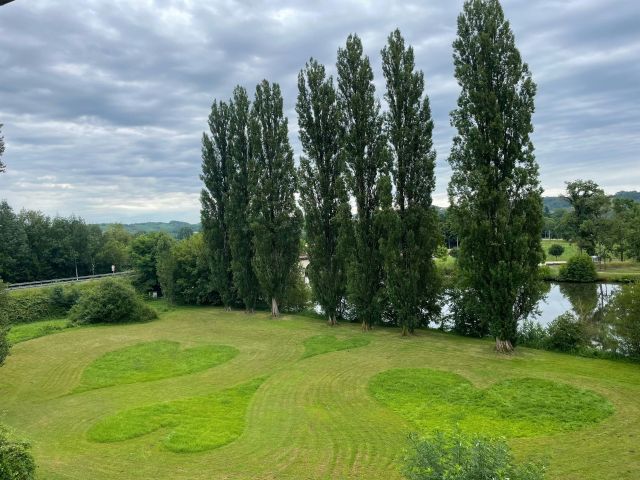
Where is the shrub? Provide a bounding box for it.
[402,431,545,480]
[607,283,640,358]
[558,254,597,282]
[281,268,310,313]
[0,289,59,324]
[548,243,565,260]
[0,282,8,365]
[0,426,36,480]
[518,319,549,349]
[449,247,459,258]
[546,312,585,352]
[49,285,80,311]
[69,279,157,325]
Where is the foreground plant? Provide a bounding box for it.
[403,431,545,480]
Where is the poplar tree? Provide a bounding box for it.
[381,29,440,336]
[297,59,350,326]
[337,34,388,331]
[227,86,260,312]
[249,80,302,317]
[201,100,234,309]
[448,0,544,352]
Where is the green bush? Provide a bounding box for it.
[49,285,80,311]
[0,426,36,480]
[518,319,549,349]
[69,279,157,325]
[607,283,640,358]
[281,268,311,313]
[0,288,59,324]
[402,431,544,480]
[559,254,597,282]
[546,312,585,352]
[448,247,459,258]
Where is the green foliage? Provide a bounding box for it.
[249,80,303,316]
[517,319,549,350]
[0,200,30,283]
[545,312,586,352]
[380,29,440,336]
[0,426,36,480]
[548,243,565,260]
[49,284,80,310]
[75,340,238,392]
[0,281,8,365]
[130,232,174,293]
[7,318,70,344]
[227,86,261,311]
[608,283,640,358]
[69,279,157,325]
[337,34,387,330]
[563,180,609,255]
[1,288,61,324]
[200,98,235,308]
[297,58,350,325]
[369,368,613,438]
[280,268,311,313]
[301,334,370,359]
[559,254,598,282]
[447,0,544,350]
[402,431,545,480]
[157,233,217,305]
[88,378,264,453]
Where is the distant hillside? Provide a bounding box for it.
[543,190,640,212]
[97,220,201,237]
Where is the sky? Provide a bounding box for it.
[0,0,638,224]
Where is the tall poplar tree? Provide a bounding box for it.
[227,86,260,312]
[249,80,302,317]
[337,34,388,331]
[201,100,234,309]
[380,29,440,336]
[297,59,350,326]
[448,0,544,352]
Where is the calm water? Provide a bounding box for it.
[533,282,619,326]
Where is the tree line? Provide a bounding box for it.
[199,0,542,351]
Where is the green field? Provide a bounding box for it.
[541,239,579,261]
[1,307,640,479]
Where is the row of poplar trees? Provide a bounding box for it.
[201,0,543,350]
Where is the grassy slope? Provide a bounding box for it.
[6,318,70,344]
[1,307,639,480]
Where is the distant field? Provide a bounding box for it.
[542,238,579,261]
[2,307,639,479]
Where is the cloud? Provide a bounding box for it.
[0,0,638,222]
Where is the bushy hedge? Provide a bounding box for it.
[69,279,157,325]
[559,254,598,282]
[0,426,36,480]
[546,312,585,352]
[0,288,60,325]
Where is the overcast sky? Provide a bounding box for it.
[1,0,638,223]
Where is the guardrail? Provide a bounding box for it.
[6,271,133,290]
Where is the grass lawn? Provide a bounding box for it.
[1,307,640,479]
[6,318,71,344]
[542,238,579,261]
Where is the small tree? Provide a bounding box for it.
[558,254,597,282]
[546,312,585,352]
[563,180,609,255]
[548,243,564,260]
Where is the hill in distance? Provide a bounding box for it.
[96,220,201,237]
[543,190,640,212]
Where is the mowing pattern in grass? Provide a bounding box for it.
[7,319,70,344]
[302,334,370,359]
[75,340,238,392]
[369,368,613,437]
[88,377,265,452]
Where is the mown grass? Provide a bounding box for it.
[7,318,71,344]
[74,340,238,392]
[1,307,640,479]
[542,239,579,261]
[369,368,613,438]
[302,334,370,359]
[88,377,264,452]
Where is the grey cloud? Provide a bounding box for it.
[0,0,638,223]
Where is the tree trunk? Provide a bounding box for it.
[495,338,514,353]
[361,320,370,332]
[401,325,409,337]
[271,297,279,317]
[327,315,337,326]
